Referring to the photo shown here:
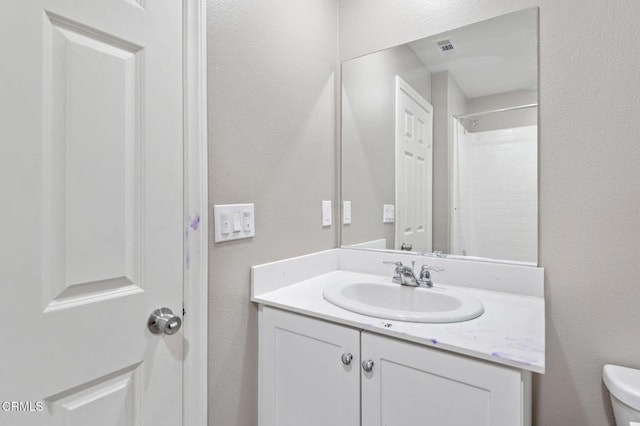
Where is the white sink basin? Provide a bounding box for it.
[323,282,484,323]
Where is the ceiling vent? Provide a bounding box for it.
[434,38,456,55]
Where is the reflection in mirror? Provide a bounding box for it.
[341,8,538,265]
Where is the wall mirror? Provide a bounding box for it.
[340,8,538,265]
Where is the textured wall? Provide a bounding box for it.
[339,1,640,425]
[431,71,468,253]
[206,1,337,424]
[341,45,431,249]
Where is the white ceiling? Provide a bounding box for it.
[407,8,538,99]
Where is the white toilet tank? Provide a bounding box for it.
[603,364,640,425]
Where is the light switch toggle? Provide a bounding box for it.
[243,211,253,232]
[232,212,242,232]
[221,213,231,235]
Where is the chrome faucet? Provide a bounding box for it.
[383,261,443,288]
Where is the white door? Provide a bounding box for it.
[0,0,184,424]
[361,332,526,426]
[395,76,433,253]
[259,307,360,426]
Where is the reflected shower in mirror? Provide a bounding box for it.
[341,8,538,264]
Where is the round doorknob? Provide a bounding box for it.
[362,359,374,372]
[341,353,353,366]
[148,307,182,335]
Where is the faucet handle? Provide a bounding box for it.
[421,264,444,273]
[383,261,404,283]
[418,264,441,288]
[383,261,403,274]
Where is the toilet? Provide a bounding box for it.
[603,364,640,425]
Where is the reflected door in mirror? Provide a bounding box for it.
[395,76,433,252]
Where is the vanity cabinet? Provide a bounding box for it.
[259,307,531,426]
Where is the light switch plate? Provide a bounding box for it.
[383,204,395,223]
[214,203,255,242]
[343,201,352,225]
[322,200,332,227]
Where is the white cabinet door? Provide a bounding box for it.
[0,0,184,424]
[259,307,360,426]
[361,332,529,426]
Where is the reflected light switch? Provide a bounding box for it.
[383,204,395,223]
[343,201,352,225]
[322,201,332,227]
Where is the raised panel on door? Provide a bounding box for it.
[399,150,415,238]
[41,12,143,311]
[415,154,426,235]
[46,364,142,426]
[0,0,183,424]
[259,307,360,426]
[361,332,526,426]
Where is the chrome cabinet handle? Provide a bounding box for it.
[362,359,374,372]
[148,307,182,335]
[341,353,353,366]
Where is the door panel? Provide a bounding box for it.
[259,307,360,426]
[361,332,524,426]
[46,364,142,426]
[400,151,415,234]
[42,13,143,310]
[378,359,491,424]
[395,76,433,252]
[0,0,183,424]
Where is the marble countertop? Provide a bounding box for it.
[252,270,545,373]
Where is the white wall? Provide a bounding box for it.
[207,1,337,424]
[339,1,640,425]
[341,45,431,249]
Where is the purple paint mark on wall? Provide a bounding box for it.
[430,338,438,345]
[491,352,503,358]
[190,215,201,231]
